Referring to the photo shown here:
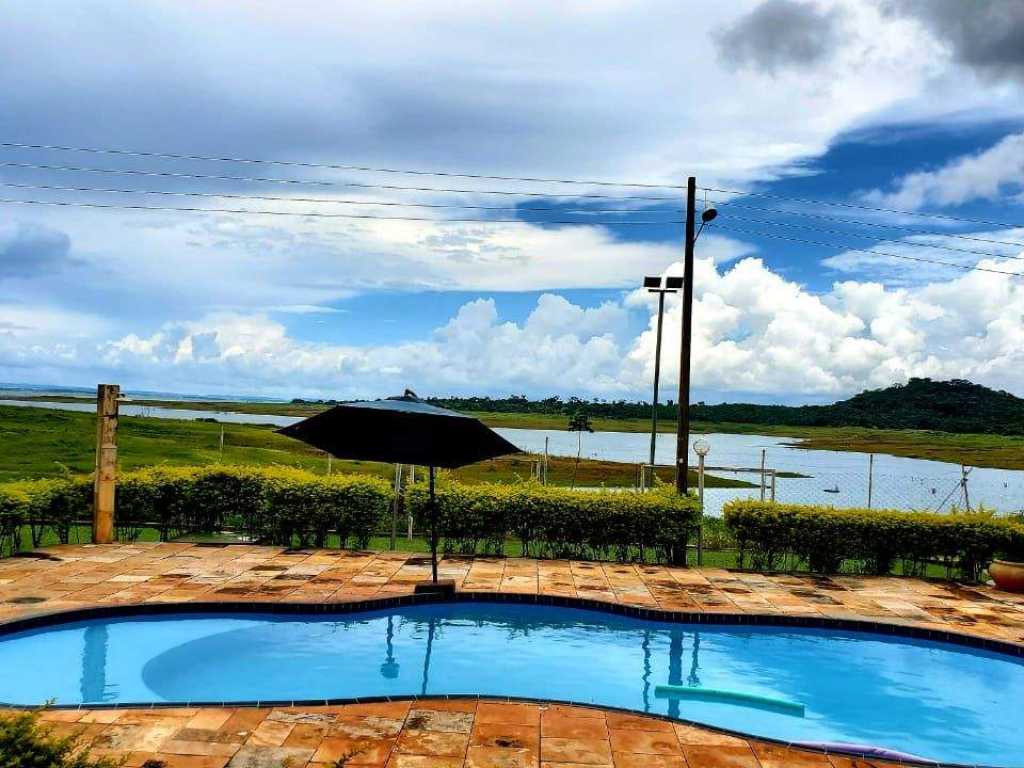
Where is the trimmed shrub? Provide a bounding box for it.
[724,500,1023,579]
[0,465,393,552]
[406,476,700,563]
[259,467,393,548]
[0,708,120,768]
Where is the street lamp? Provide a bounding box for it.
[693,438,711,566]
[643,274,683,482]
[675,178,719,501]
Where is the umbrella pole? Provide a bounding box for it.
[429,465,438,583]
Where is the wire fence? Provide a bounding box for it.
[696,462,1024,517]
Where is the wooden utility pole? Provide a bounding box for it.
[675,177,696,494]
[93,384,119,544]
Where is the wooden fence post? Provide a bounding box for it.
[93,384,119,544]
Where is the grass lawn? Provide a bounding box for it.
[11,395,1024,470]
[0,404,750,488]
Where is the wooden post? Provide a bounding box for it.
[93,384,119,544]
[759,448,766,502]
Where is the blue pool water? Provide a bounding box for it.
[1,603,1021,766]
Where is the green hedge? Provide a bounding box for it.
[724,500,1024,579]
[0,466,394,551]
[406,476,700,562]
[0,468,698,564]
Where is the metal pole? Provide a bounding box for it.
[770,470,777,502]
[407,465,415,539]
[961,465,971,511]
[650,290,666,469]
[429,466,438,583]
[390,463,402,550]
[676,177,696,495]
[867,453,874,509]
[697,453,705,566]
[327,453,332,475]
[219,425,224,456]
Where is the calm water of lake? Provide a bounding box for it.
[3,399,1022,515]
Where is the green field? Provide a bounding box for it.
[0,404,749,488]
[9,394,1024,470]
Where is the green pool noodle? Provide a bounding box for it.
[654,685,806,716]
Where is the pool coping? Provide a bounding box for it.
[1,590,1018,768]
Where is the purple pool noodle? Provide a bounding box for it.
[796,741,936,763]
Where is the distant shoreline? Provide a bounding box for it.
[5,394,1024,471]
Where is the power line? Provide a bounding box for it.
[702,186,1024,231]
[707,198,1024,249]
[721,212,1024,261]
[0,160,679,201]
[714,224,1024,276]
[0,196,687,226]
[0,181,678,215]
[5,141,1019,231]
[0,140,688,190]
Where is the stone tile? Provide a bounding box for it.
[386,756,464,768]
[540,737,613,765]
[476,702,541,726]
[471,722,539,753]
[405,708,474,734]
[247,718,295,747]
[313,736,394,764]
[680,745,760,768]
[605,713,674,733]
[395,729,470,757]
[612,753,687,768]
[227,745,315,768]
[607,729,681,755]
[465,744,538,768]
[541,713,608,741]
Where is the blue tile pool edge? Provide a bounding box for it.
[0,590,1016,768]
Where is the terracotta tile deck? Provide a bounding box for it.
[36,699,885,768]
[3,542,1024,767]
[2,542,1023,645]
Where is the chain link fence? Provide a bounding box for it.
[696,460,1024,517]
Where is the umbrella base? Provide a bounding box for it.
[414,579,457,597]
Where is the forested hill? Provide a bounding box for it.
[419,379,1024,436]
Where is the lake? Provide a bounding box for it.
[3,399,1022,515]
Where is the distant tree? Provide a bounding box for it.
[567,409,594,489]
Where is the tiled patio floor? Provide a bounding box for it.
[2,542,1023,645]
[4,542,1024,767]
[37,698,884,768]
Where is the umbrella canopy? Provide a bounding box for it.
[277,392,521,585]
[277,394,520,467]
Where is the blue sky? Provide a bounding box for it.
[1,1,1023,403]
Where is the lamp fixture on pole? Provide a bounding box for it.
[643,275,682,481]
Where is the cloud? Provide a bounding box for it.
[0,222,72,279]
[862,131,1024,210]
[714,0,847,73]
[881,0,1024,83]
[0,0,987,192]
[8,247,1023,401]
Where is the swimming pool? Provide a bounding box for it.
[1,601,1021,766]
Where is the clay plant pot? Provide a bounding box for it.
[990,560,1024,593]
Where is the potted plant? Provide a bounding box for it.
[990,519,1024,593]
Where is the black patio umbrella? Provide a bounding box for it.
[277,391,521,585]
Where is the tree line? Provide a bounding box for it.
[292,379,1024,436]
